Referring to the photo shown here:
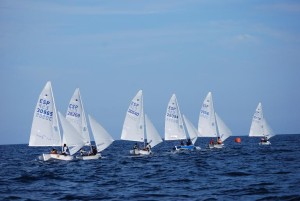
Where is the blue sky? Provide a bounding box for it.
[1,0,299,144]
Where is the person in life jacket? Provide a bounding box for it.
[61,144,69,155]
[209,138,214,145]
[217,137,222,144]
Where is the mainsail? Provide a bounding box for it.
[165,94,186,140]
[29,81,61,146]
[66,88,90,145]
[121,90,145,142]
[249,102,275,139]
[198,92,218,137]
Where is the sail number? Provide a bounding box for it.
[167,106,178,119]
[36,99,53,121]
[128,102,140,116]
[67,104,81,118]
[128,109,139,116]
[200,110,209,116]
[67,111,81,118]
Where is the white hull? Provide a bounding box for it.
[129,149,151,155]
[259,141,271,145]
[76,153,101,160]
[208,144,224,149]
[41,154,74,161]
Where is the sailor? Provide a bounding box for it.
[145,143,151,152]
[186,139,192,146]
[80,148,86,156]
[50,148,57,154]
[209,138,214,145]
[133,143,139,151]
[62,144,69,155]
[92,146,97,155]
[217,137,222,144]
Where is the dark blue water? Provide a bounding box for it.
[0,135,300,201]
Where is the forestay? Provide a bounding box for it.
[66,88,90,146]
[89,115,114,152]
[121,90,145,142]
[29,81,61,146]
[145,114,162,148]
[198,92,218,137]
[165,94,186,140]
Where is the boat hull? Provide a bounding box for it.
[41,154,74,161]
[208,144,224,149]
[174,145,201,151]
[259,141,271,145]
[129,149,151,155]
[76,153,101,160]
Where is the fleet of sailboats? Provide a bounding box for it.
[29,82,277,160]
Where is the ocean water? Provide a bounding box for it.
[0,135,299,201]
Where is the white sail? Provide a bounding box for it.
[198,92,218,137]
[66,88,90,145]
[263,118,275,139]
[249,102,264,137]
[215,113,232,142]
[145,114,162,148]
[29,81,61,146]
[249,102,275,139]
[121,90,145,142]
[165,94,186,140]
[182,115,199,145]
[89,115,114,152]
[59,112,85,155]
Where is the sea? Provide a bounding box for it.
[0,134,299,201]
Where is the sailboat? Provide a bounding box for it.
[66,88,114,160]
[198,92,232,149]
[29,81,83,161]
[164,94,200,151]
[249,102,275,145]
[121,90,162,155]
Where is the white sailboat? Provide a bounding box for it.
[249,102,275,145]
[29,81,78,161]
[198,92,232,149]
[121,90,162,155]
[76,115,114,160]
[164,94,200,151]
[66,88,114,160]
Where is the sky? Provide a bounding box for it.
[0,0,300,145]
